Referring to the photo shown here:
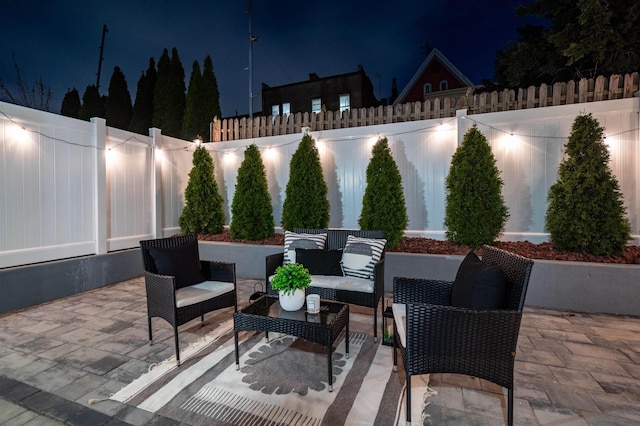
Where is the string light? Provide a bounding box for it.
[2,109,637,156]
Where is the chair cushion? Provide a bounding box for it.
[148,240,205,289]
[175,281,235,308]
[341,235,386,280]
[451,251,507,309]
[308,275,375,293]
[295,248,343,276]
[283,231,327,264]
[392,303,407,347]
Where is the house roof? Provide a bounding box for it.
[394,48,474,105]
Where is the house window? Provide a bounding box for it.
[282,102,291,116]
[423,83,432,97]
[311,98,321,114]
[339,94,350,112]
[440,80,448,91]
[271,105,279,116]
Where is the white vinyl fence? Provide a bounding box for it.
[1,97,639,269]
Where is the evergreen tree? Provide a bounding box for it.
[78,84,105,121]
[546,114,630,255]
[230,144,274,240]
[281,134,330,230]
[104,66,133,130]
[358,137,408,248]
[202,55,222,133]
[178,146,226,234]
[444,125,509,248]
[494,0,640,87]
[182,60,203,141]
[153,49,171,133]
[60,88,80,118]
[130,57,156,135]
[162,47,187,138]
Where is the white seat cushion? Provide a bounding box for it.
[392,303,407,347]
[175,281,235,308]
[268,274,375,293]
[309,275,375,293]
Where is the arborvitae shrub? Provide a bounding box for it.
[178,146,225,234]
[358,137,408,248]
[230,144,274,240]
[444,125,509,248]
[546,113,631,256]
[281,134,330,230]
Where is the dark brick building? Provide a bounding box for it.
[261,65,379,117]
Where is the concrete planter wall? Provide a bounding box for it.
[199,241,640,316]
[2,241,637,316]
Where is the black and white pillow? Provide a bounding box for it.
[341,235,386,280]
[283,231,327,264]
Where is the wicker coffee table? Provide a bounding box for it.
[233,295,349,391]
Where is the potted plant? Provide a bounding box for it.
[270,263,311,311]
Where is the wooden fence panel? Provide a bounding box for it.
[210,73,640,141]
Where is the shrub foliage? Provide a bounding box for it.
[281,134,330,230]
[546,113,630,255]
[230,144,274,240]
[178,146,225,234]
[359,137,408,248]
[445,125,509,248]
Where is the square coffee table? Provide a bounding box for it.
[233,295,349,391]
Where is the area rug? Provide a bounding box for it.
[112,314,433,425]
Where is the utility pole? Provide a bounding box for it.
[96,24,108,90]
[248,0,257,118]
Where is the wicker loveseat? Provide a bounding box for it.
[265,228,386,340]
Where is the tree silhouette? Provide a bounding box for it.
[182,60,203,141]
[60,88,81,118]
[78,84,105,121]
[130,57,156,135]
[105,66,132,130]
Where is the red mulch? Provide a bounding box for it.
[197,230,640,264]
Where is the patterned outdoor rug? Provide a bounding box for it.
[112,314,433,425]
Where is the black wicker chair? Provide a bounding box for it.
[392,245,534,425]
[140,234,237,366]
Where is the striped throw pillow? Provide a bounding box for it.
[283,231,327,264]
[341,235,386,280]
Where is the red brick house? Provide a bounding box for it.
[393,48,476,105]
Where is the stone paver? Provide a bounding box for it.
[0,277,638,425]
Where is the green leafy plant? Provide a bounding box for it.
[178,146,226,234]
[359,137,408,249]
[444,125,509,249]
[270,263,311,295]
[230,144,274,240]
[281,134,330,230]
[546,113,631,256]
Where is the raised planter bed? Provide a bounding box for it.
[199,241,640,316]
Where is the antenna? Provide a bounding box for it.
[96,24,108,90]
[248,0,257,118]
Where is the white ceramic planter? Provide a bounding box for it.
[279,289,305,311]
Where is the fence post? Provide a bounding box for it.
[150,127,164,238]
[91,117,107,254]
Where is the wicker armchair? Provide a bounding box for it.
[392,245,534,425]
[140,234,237,366]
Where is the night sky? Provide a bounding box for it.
[1,1,535,117]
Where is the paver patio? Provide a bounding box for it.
[0,276,638,425]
